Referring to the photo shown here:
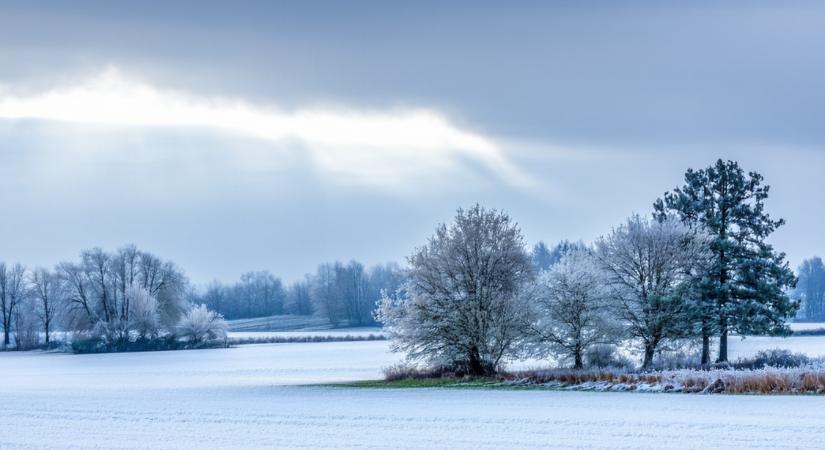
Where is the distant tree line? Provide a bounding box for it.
[379,160,800,375]
[192,261,405,326]
[794,257,825,321]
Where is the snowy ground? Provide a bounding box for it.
[3,339,825,449]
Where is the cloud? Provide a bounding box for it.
[0,67,532,189]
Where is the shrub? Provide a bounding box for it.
[652,349,702,370]
[733,349,811,369]
[177,304,228,344]
[71,336,108,354]
[585,344,635,369]
[382,363,462,381]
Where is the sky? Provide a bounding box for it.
[1,1,824,285]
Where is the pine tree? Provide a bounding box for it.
[654,159,797,363]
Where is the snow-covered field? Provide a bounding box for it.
[227,315,333,332]
[3,338,825,449]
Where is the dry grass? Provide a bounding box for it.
[498,365,825,394]
[383,363,457,381]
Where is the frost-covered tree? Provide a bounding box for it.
[531,242,554,272]
[378,205,534,376]
[30,267,64,345]
[177,304,228,344]
[57,261,96,330]
[365,262,405,316]
[795,257,825,321]
[531,240,587,272]
[654,159,797,362]
[56,245,188,337]
[0,262,13,347]
[0,263,27,347]
[13,296,40,350]
[334,261,371,326]
[198,281,228,317]
[311,262,345,325]
[528,249,617,369]
[595,215,708,369]
[286,278,314,316]
[136,251,189,328]
[126,285,160,339]
[236,271,286,317]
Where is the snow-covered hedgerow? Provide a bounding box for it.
[499,364,825,394]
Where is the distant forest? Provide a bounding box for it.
[191,262,405,326]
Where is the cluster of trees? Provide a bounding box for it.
[197,272,289,319]
[0,245,226,350]
[194,261,405,326]
[1,246,406,349]
[379,160,799,374]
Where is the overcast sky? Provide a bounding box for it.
[1,1,823,284]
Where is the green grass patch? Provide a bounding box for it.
[334,377,500,389]
[328,377,548,390]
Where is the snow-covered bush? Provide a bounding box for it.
[91,318,130,345]
[176,304,228,344]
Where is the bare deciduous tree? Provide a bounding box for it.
[0,263,27,348]
[30,267,63,345]
[286,278,313,316]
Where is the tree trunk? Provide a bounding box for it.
[642,343,655,370]
[717,328,728,363]
[3,328,8,347]
[701,334,710,367]
[574,343,583,369]
[467,346,486,377]
[701,320,711,367]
